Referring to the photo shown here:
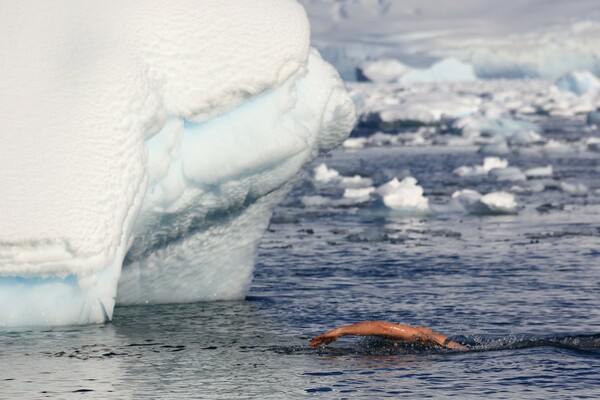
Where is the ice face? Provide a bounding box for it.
[0,1,356,326]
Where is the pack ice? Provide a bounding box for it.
[0,1,356,326]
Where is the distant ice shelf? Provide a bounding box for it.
[300,0,600,81]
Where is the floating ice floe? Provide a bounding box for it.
[313,163,341,183]
[357,58,411,83]
[542,140,578,155]
[555,71,600,96]
[456,116,542,145]
[313,163,372,187]
[340,175,374,188]
[342,137,368,149]
[363,92,481,126]
[451,190,518,215]
[343,187,376,202]
[375,177,430,214]
[301,188,374,207]
[399,58,477,83]
[525,165,553,178]
[489,167,527,182]
[559,181,589,196]
[0,1,356,326]
[301,0,600,81]
[453,157,509,177]
[357,58,477,84]
[510,181,546,195]
[584,137,600,152]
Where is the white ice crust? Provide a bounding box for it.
[0,1,356,326]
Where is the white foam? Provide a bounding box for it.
[0,1,356,326]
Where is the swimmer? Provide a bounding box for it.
[310,321,468,350]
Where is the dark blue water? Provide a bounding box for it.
[2,120,600,399]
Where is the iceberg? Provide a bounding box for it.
[0,1,356,326]
[555,71,600,95]
[375,177,430,214]
[451,190,518,215]
[398,58,477,83]
[300,0,600,80]
[357,59,411,83]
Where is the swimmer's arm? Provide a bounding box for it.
[310,321,467,350]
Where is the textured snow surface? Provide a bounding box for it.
[0,1,356,326]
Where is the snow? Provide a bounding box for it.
[0,1,356,326]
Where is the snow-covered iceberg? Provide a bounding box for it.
[0,1,356,326]
[301,0,600,81]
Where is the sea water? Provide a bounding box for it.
[1,117,600,399]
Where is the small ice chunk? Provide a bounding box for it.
[560,181,589,195]
[509,130,543,145]
[398,58,477,83]
[543,140,577,155]
[511,181,546,194]
[451,189,483,212]
[555,70,600,95]
[343,137,367,150]
[313,163,340,183]
[479,139,511,156]
[525,165,553,178]
[479,192,518,214]
[585,137,600,152]
[490,167,526,181]
[452,189,517,215]
[587,112,600,126]
[340,175,374,188]
[453,157,508,177]
[357,58,410,83]
[375,177,430,213]
[343,187,375,202]
[301,195,332,207]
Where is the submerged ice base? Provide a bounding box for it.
[0,1,355,326]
